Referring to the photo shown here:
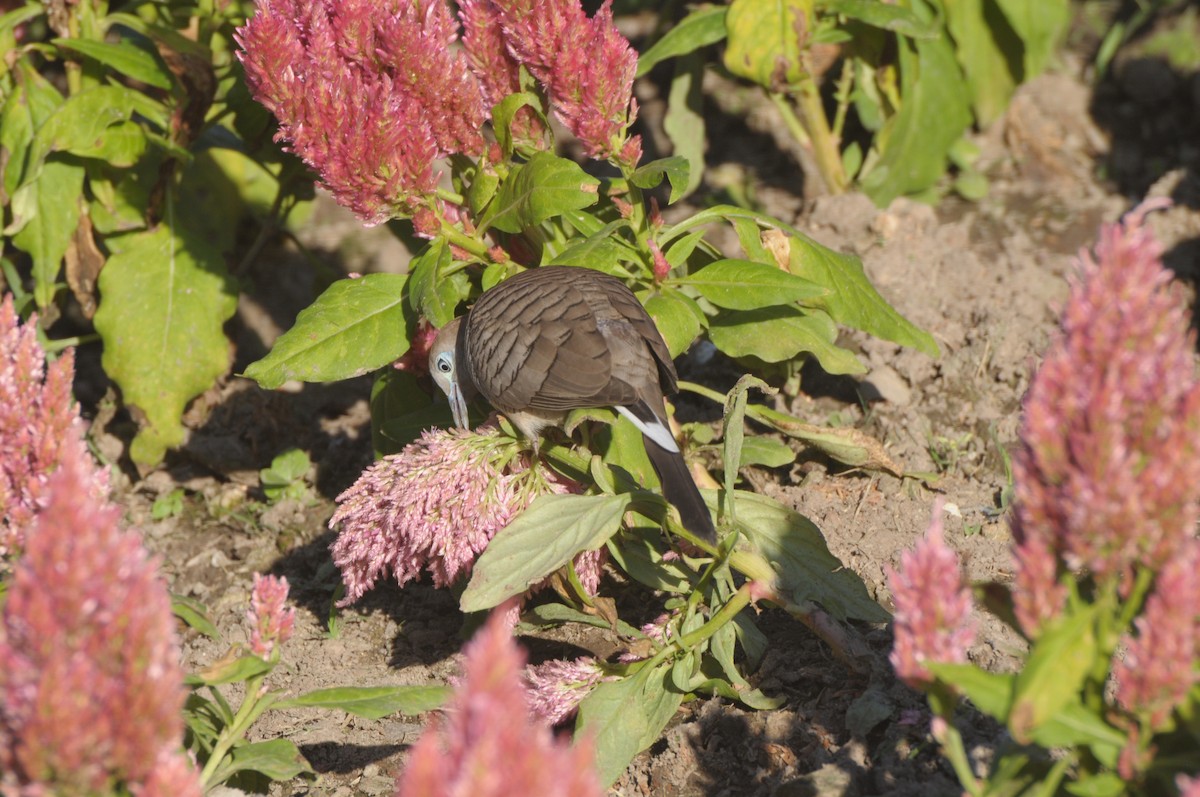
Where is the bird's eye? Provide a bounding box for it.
[435,353,453,374]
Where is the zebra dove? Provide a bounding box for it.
[428,266,716,543]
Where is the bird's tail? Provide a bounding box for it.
[643,436,717,544]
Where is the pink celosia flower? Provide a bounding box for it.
[1010,534,1067,637]
[1113,540,1200,729]
[394,606,604,797]
[1178,774,1200,797]
[330,426,594,604]
[0,449,199,795]
[483,0,642,165]
[1013,199,1200,587]
[458,0,546,148]
[236,0,486,224]
[247,573,297,660]
[887,501,976,688]
[523,657,609,725]
[0,295,100,560]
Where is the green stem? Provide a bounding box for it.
[435,186,465,206]
[40,333,99,353]
[438,218,489,259]
[830,62,856,145]
[679,581,755,649]
[198,675,278,788]
[928,688,983,797]
[773,81,847,194]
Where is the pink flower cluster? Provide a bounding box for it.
[247,573,297,660]
[887,502,975,689]
[330,427,602,604]
[0,451,199,796]
[1012,199,1200,632]
[0,296,100,560]
[523,656,608,725]
[394,607,604,797]
[236,0,642,224]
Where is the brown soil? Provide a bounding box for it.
[81,42,1200,797]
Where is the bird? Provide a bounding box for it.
[428,265,717,543]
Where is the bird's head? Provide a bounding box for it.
[428,317,472,430]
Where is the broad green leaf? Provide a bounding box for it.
[371,370,448,455]
[64,119,147,167]
[223,738,313,780]
[1064,773,1127,797]
[726,491,889,621]
[243,273,410,389]
[23,85,140,180]
[858,1,972,206]
[460,493,628,611]
[682,258,828,309]
[995,0,1069,77]
[1029,701,1126,755]
[94,222,238,465]
[275,685,450,719]
[188,653,272,686]
[737,436,795,468]
[636,4,728,76]
[52,37,174,89]
[407,238,460,328]
[172,594,219,639]
[943,0,1019,126]
[664,229,708,268]
[491,90,544,158]
[11,158,84,309]
[546,221,634,271]
[629,156,690,205]
[526,601,643,637]
[88,157,158,235]
[785,232,939,356]
[709,305,866,374]
[576,663,683,787]
[643,288,705,357]
[1,62,64,199]
[723,0,812,89]
[483,151,599,234]
[1010,606,1098,743]
[925,662,1014,720]
[822,0,938,38]
[610,526,694,593]
[663,56,706,200]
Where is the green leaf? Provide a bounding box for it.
[643,288,705,358]
[629,156,690,205]
[737,436,795,468]
[728,491,889,622]
[172,594,219,639]
[93,221,238,466]
[682,258,828,309]
[546,221,634,271]
[576,664,683,787]
[943,0,1020,126]
[610,527,694,593]
[723,0,811,89]
[636,4,728,76]
[662,55,706,200]
[188,653,272,686]
[709,305,866,374]
[275,685,450,719]
[483,152,600,234]
[22,85,140,178]
[858,3,972,205]
[460,493,628,612]
[407,238,462,328]
[784,231,939,356]
[526,601,643,637]
[10,158,84,309]
[1029,701,1126,755]
[491,90,544,158]
[1,61,64,199]
[52,37,174,89]
[1010,606,1098,743]
[223,738,313,780]
[925,662,1014,720]
[994,0,1069,78]
[823,0,938,38]
[1064,772,1126,797]
[243,273,410,389]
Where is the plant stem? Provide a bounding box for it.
[679,581,755,649]
[773,81,848,194]
[830,62,855,144]
[438,218,489,259]
[928,688,984,797]
[198,674,278,788]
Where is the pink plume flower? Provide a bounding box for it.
[1113,540,1200,729]
[394,606,604,797]
[247,573,297,660]
[1179,774,1200,797]
[523,656,610,725]
[330,427,596,604]
[0,449,199,796]
[484,0,642,165]
[0,295,100,561]
[236,0,486,224]
[887,501,976,689]
[1012,200,1200,590]
[458,0,546,148]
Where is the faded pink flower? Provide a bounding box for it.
[458,0,546,148]
[1178,774,1200,797]
[887,502,976,688]
[0,450,198,796]
[523,657,609,725]
[394,606,604,797]
[237,0,485,224]
[247,573,296,660]
[0,295,99,560]
[1010,534,1067,637]
[1113,540,1200,729]
[330,427,591,604]
[485,0,642,165]
[1013,199,1200,586]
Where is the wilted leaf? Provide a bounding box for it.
[723,0,812,89]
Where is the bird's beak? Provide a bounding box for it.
[448,381,470,431]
